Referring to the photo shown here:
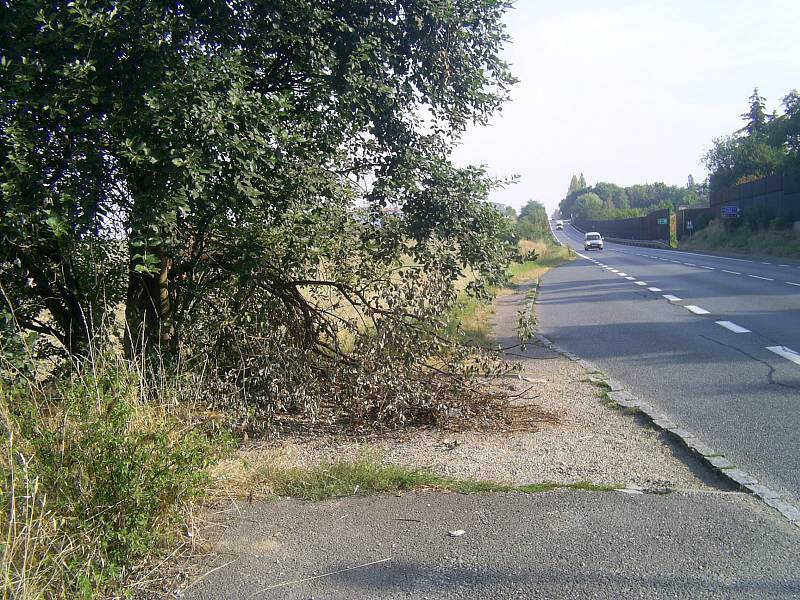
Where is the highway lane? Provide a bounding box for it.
[538,224,800,507]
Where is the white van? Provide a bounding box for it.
[555,220,564,230]
[584,231,604,250]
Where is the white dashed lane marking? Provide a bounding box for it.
[685,305,710,315]
[748,275,774,281]
[785,282,800,287]
[663,294,683,303]
[617,273,628,277]
[715,321,751,334]
[648,287,662,292]
[625,276,636,280]
[722,270,741,275]
[766,346,800,367]
[634,281,647,286]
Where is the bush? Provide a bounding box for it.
[0,350,221,598]
[744,206,774,231]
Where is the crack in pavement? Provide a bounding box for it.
[699,334,800,392]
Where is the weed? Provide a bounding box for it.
[229,453,620,502]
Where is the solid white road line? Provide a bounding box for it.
[722,270,741,275]
[663,294,683,302]
[648,287,662,292]
[634,281,647,286]
[748,275,774,281]
[715,321,751,334]
[766,346,800,367]
[685,305,710,315]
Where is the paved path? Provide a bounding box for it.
[541,225,800,506]
[181,490,800,599]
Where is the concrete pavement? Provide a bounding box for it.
[181,490,800,599]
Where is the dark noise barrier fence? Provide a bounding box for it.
[710,174,800,222]
[573,208,673,242]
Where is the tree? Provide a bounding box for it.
[516,200,550,241]
[578,173,587,189]
[705,89,800,191]
[573,193,604,220]
[740,87,769,135]
[1,0,516,365]
[1,0,526,429]
[567,174,580,195]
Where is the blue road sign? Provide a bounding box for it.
[721,205,740,218]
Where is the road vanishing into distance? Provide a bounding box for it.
[540,224,800,507]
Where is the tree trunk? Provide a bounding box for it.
[123,248,175,361]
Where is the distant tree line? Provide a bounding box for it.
[704,88,800,192]
[559,175,706,222]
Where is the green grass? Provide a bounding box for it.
[681,220,800,259]
[253,455,618,501]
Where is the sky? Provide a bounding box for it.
[451,0,800,215]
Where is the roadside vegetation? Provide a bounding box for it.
[212,452,616,503]
[681,219,800,259]
[0,2,526,597]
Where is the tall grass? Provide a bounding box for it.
[0,347,223,599]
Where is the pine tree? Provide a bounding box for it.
[740,87,768,135]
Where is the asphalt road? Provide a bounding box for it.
[182,490,800,599]
[540,224,800,506]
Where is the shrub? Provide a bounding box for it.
[0,350,221,598]
[744,206,775,231]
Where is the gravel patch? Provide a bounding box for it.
[218,281,725,493]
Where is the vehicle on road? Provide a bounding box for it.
[584,231,603,250]
[555,220,564,230]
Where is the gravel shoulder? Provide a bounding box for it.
[212,280,726,494]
